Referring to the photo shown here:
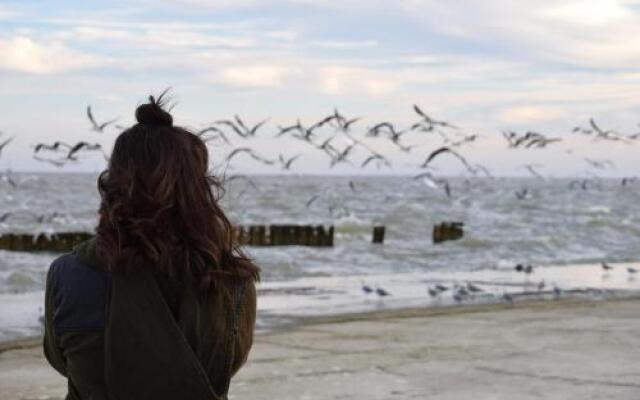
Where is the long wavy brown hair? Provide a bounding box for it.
[96,93,260,294]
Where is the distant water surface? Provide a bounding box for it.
[0,173,639,340]
[1,173,639,290]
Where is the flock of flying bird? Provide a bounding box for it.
[210,105,487,175]
[0,103,636,198]
[0,102,637,223]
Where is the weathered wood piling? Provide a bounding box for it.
[267,225,333,247]
[0,232,94,253]
[372,226,385,244]
[432,222,464,244]
[0,224,336,252]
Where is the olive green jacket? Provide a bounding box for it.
[43,239,257,400]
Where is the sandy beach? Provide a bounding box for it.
[1,297,639,400]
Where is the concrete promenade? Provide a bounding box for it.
[1,298,639,400]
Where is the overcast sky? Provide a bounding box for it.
[0,0,639,176]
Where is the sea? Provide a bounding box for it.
[1,173,639,342]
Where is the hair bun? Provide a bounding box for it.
[135,96,173,127]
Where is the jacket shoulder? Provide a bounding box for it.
[48,252,110,335]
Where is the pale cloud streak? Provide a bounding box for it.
[310,40,378,49]
[215,64,299,87]
[497,106,567,125]
[401,0,640,68]
[0,36,105,74]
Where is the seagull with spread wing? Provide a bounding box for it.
[420,146,474,173]
[87,105,117,133]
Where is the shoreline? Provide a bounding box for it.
[2,261,639,346]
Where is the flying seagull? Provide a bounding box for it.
[226,147,274,165]
[0,136,14,159]
[67,142,102,160]
[420,146,474,173]
[233,115,269,137]
[278,154,301,170]
[198,126,231,144]
[87,105,117,133]
[361,153,391,168]
[33,141,71,154]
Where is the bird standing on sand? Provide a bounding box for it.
[515,188,529,200]
[375,287,390,297]
[428,287,440,297]
[601,262,614,271]
[455,286,470,296]
[361,282,374,294]
[628,267,638,274]
[467,282,483,293]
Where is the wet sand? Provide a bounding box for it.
[1,297,639,400]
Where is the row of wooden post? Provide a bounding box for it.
[0,226,336,253]
[0,232,94,253]
[0,222,464,252]
[235,225,334,247]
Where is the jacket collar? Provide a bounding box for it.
[74,237,108,271]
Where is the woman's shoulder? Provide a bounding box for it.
[48,249,109,290]
[47,242,110,335]
[47,238,109,295]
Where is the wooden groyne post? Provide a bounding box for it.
[432,222,464,244]
[256,224,333,247]
[0,232,94,253]
[372,226,385,244]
